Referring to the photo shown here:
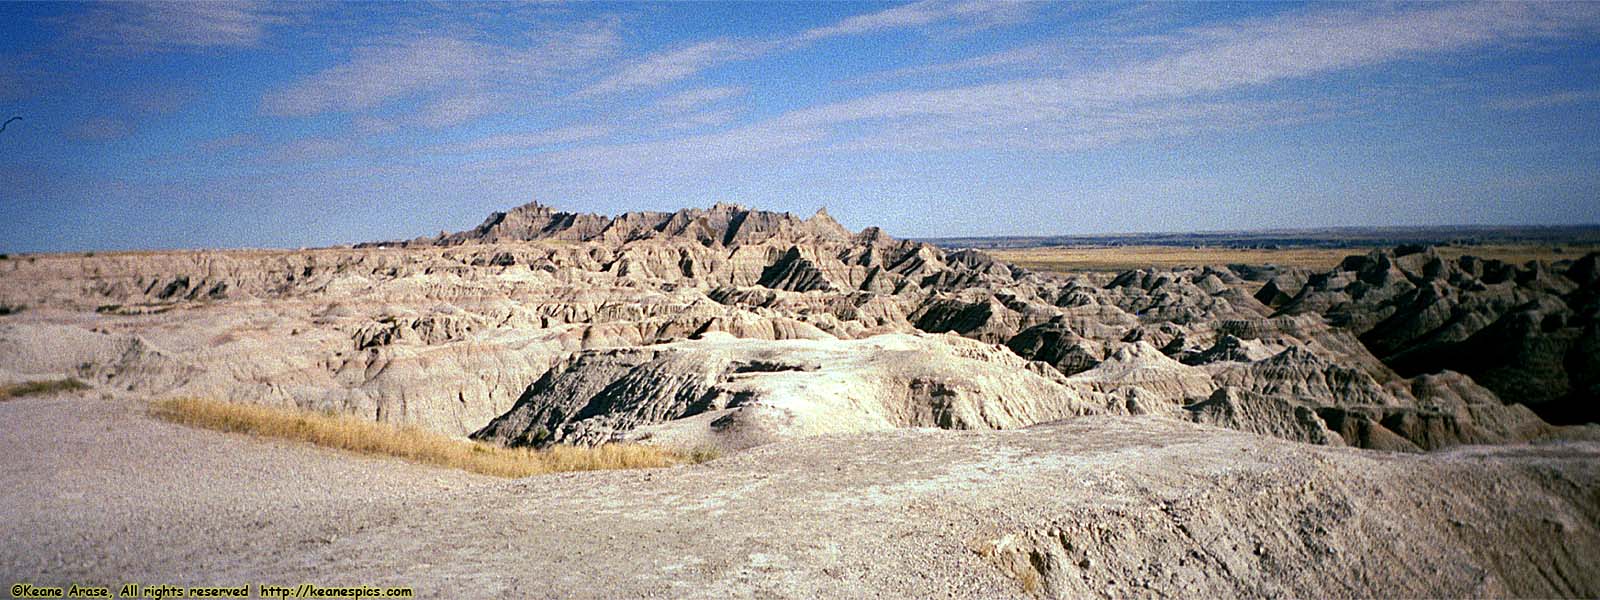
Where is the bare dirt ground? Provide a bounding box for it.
[4,391,1597,599]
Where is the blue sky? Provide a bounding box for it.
[2,1,1598,252]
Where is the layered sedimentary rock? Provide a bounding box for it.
[1,201,1593,450]
[1271,245,1599,423]
[471,332,1139,449]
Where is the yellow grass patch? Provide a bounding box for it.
[0,378,90,401]
[150,397,715,478]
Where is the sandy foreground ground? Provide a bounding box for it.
[3,392,1597,599]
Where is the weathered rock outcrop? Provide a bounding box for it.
[1065,342,1215,405]
[1,201,1592,450]
[369,202,856,248]
[472,333,1133,449]
[1277,246,1600,423]
[1185,387,1346,446]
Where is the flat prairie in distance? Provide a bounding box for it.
[985,243,1599,273]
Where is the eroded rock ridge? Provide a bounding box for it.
[1,201,1593,450]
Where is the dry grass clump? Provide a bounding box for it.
[0,378,89,401]
[151,397,714,478]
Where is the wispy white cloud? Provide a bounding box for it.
[72,1,294,51]
[434,124,611,154]
[256,137,351,164]
[476,2,1600,183]
[471,119,825,178]
[0,56,28,101]
[68,117,133,141]
[1091,3,1600,101]
[578,40,762,97]
[196,132,259,153]
[1487,88,1600,111]
[579,0,1043,97]
[651,86,746,113]
[868,42,1064,81]
[265,37,467,117]
[834,98,1337,153]
[263,36,482,116]
[792,0,1033,43]
[124,85,196,115]
[352,115,398,136]
[262,20,620,120]
[417,92,509,129]
[854,10,1175,84]
[765,2,1600,146]
[659,108,741,131]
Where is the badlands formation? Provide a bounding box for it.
[3,201,1599,597]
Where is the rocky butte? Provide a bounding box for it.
[1,201,1597,598]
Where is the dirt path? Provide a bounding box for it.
[4,393,1597,598]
